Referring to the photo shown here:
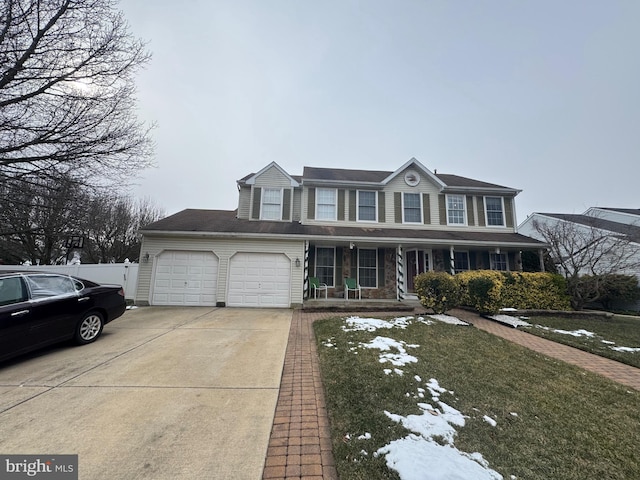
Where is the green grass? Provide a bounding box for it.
[314,315,640,480]
[521,314,640,368]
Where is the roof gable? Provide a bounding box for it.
[242,161,299,187]
[381,158,446,189]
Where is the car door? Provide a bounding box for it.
[25,275,85,345]
[0,275,34,361]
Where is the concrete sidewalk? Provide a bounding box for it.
[262,307,640,480]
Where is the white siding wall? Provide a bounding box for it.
[136,235,305,307]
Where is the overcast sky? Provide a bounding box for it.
[119,0,639,224]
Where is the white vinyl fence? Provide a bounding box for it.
[0,263,139,300]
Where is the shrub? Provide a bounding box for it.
[414,271,461,314]
[455,270,570,313]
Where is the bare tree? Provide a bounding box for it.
[82,194,164,263]
[0,0,153,185]
[0,172,85,264]
[531,216,640,309]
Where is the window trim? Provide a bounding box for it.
[315,188,337,221]
[484,196,506,227]
[314,246,336,287]
[260,187,283,220]
[357,190,378,223]
[489,252,508,271]
[402,192,423,224]
[453,251,470,273]
[357,248,378,288]
[446,194,467,226]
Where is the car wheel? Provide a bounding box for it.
[75,311,104,345]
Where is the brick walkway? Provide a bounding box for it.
[262,307,640,479]
[451,308,640,391]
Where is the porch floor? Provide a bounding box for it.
[302,297,423,312]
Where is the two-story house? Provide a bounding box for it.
[135,158,545,307]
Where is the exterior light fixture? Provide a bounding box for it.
[295,257,301,268]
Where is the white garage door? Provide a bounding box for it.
[152,251,218,306]
[228,253,291,307]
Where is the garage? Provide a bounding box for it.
[227,253,291,307]
[152,250,218,306]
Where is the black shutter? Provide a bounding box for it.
[378,192,385,223]
[394,192,402,223]
[423,194,431,224]
[252,187,261,220]
[439,195,447,225]
[307,188,315,220]
[466,196,474,226]
[338,190,345,221]
[282,189,291,221]
[349,191,356,221]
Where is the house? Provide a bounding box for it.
[518,208,640,277]
[135,158,545,307]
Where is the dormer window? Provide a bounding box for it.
[485,197,505,226]
[357,190,377,222]
[261,188,282,220]
[446,194,466,225]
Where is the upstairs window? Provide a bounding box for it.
[485,197,505,226]
[446,194,466,225]
[358,191,377,222]
[261,188,282,220]
[358,248,377,288]
[403,193,422,223]
[315,247,335,287]
[316,188,337,221]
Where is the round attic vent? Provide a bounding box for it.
[404,170,420,187]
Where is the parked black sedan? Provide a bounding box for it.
[0,272,127,362]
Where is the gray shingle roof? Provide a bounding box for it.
[540,213,640,242]
[141,209,544,247]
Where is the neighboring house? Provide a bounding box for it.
[136,158,544,307]
[518,208,640,279]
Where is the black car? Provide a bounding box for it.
[0,272,127,362]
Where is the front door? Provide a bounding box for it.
[406,249,431,292]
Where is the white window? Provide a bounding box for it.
[403,193,422,223]
[316,188,337,221]
[485,197,505,226]
[315,247,335,287]
[358,249,377,288]
[358,191,377,222]
[447,194,466,225]
[453,251,470,273]
[490,253,508,271]
[261,188,282,220]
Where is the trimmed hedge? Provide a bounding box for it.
[414,271,462,314]
[417,270,571,315]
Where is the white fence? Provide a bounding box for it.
[0,263,139,300]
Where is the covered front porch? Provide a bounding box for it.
[303,240,540,302]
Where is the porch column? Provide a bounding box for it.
[396,245,405,301]
[449,245,455,275]
[538,248,545,272]
[303,240,310,299]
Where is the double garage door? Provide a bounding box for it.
[152,250,290,307]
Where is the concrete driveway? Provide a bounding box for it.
[0,307,292,480]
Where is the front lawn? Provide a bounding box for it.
[314,314,640,480]
[519,314,640,368]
